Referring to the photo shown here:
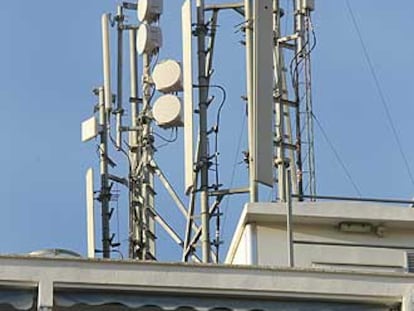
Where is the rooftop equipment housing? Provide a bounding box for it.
[226,202,414,273]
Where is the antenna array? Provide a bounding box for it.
[81,0,316,262]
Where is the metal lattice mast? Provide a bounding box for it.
[128,26,143,259]
[133,51,156,260]
[293,0,305,200]
[83,0,316,262]
[274,0,289,202]
[273,0,315,201]
[293,0,316,199]
[100,13,113,258]
[97,86,111,258]
[303,13,317,199]
[85,2,175,260]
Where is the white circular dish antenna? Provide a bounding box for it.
[152,59,183,93]
[138,0,163,23]
[137,23,162,55]
[152,95,183,128]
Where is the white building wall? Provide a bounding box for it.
[255,223,410,271]
[227,202,414,273]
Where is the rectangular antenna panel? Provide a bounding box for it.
[252,0,274,187]
[182,0,194,192]
[86,168,95,258]
[81,116,98,142]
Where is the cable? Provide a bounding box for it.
[345,0,414,188]
[115,182,121,247]
[192,84,227,126]
[289,14,317,78]
[111,249,124,260]
[193,84,227,191]
[312,112,362,197]
[153,128,178,144]
[289,15,317,92]
[211,85,227,190]
[212,85,227,133]
[221,112,247,243]
[150,51,160,72]
[193,84,227,260]
[148,85,157,106]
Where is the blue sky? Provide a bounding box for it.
[0,1,413,261]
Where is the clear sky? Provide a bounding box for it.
[0,0,413,261]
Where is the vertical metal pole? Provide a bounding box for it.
[295,0,305,54]
[245,223,257,265]
[129,28,141,259]
[196,0,211,263]
[129,29,139,163]
[303,12,317,199]
[116,6,124,149]
[102,14,112,112]
[141,52,156,260]
[286,169,294,267]
[98,87,111,258]
[274,0,298,201]
[86,168,96,258]
[294,0,304,200]
[273,0,287,202]
[245,0,258,202]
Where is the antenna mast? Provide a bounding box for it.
[194,0,212,263]
[82,0,316,262]
[274,0,316,201]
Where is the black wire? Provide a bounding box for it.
[312,111,362,197]
[111,249,124,260]
[345,0,414,189]
[112,182,121,251]
[150,52,160,71]
[193,84,227,191]
[153,128,178,144]
[212,85,227,190]
[212,85,227,133]
[193,84,227,125]
[289,15,317,93]
[221,113,247,241]
[289,15,317,80]
[210,85,227,190]
[192,84,227,259]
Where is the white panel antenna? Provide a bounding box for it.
[182,0,194,192]
[137,23,163,55]
[101,14,112,111]
[253,0,274,187]
[81,116,98,142]
[85,168,95,258]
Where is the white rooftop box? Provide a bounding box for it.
[226,201,414,273]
